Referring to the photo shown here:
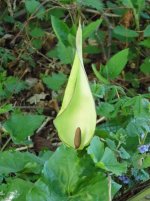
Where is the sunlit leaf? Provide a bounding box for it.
[101,48,129,79]
[1,178,32,201]
[3,113,45,143]
[42,72,67,91]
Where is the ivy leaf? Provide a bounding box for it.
[54,22,96,149]
[4,76,26,96]
[3,113,45,143]
[42,72,67,91]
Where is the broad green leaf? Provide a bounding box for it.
[0,151,43,175]
[88,138,127,175]
[144,25,150,37]
[102,48,129,79]
[28,174,108,201]
[54,23,96,149]
[83,19,102,40]
[1,178,33,201]
[3,113,45,143]
[97,148,127,176]
[113,25,138,38]
[27,179,54,201]
[43,146,83,195]
[51,15,70,45]
[87,136,104,163]
[41,145,120,200]
[140,57,150,74]
[42,72,67,91]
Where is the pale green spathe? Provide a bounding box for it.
[54,23,96,149]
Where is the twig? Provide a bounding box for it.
[36,117,51,133]
[32,47,53,63]
[101,14,113,59]
[5,0,13,16]
[108,174,112,201]
[15,106,41,109]
[96,116,106,124]
[95,30,107,62]
[1,137,11,151]
[115,87,120,99]
[15,144,33,151]
[84,9,121,18]
[13,0,17,11]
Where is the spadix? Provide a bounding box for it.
[54,22,96,150]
